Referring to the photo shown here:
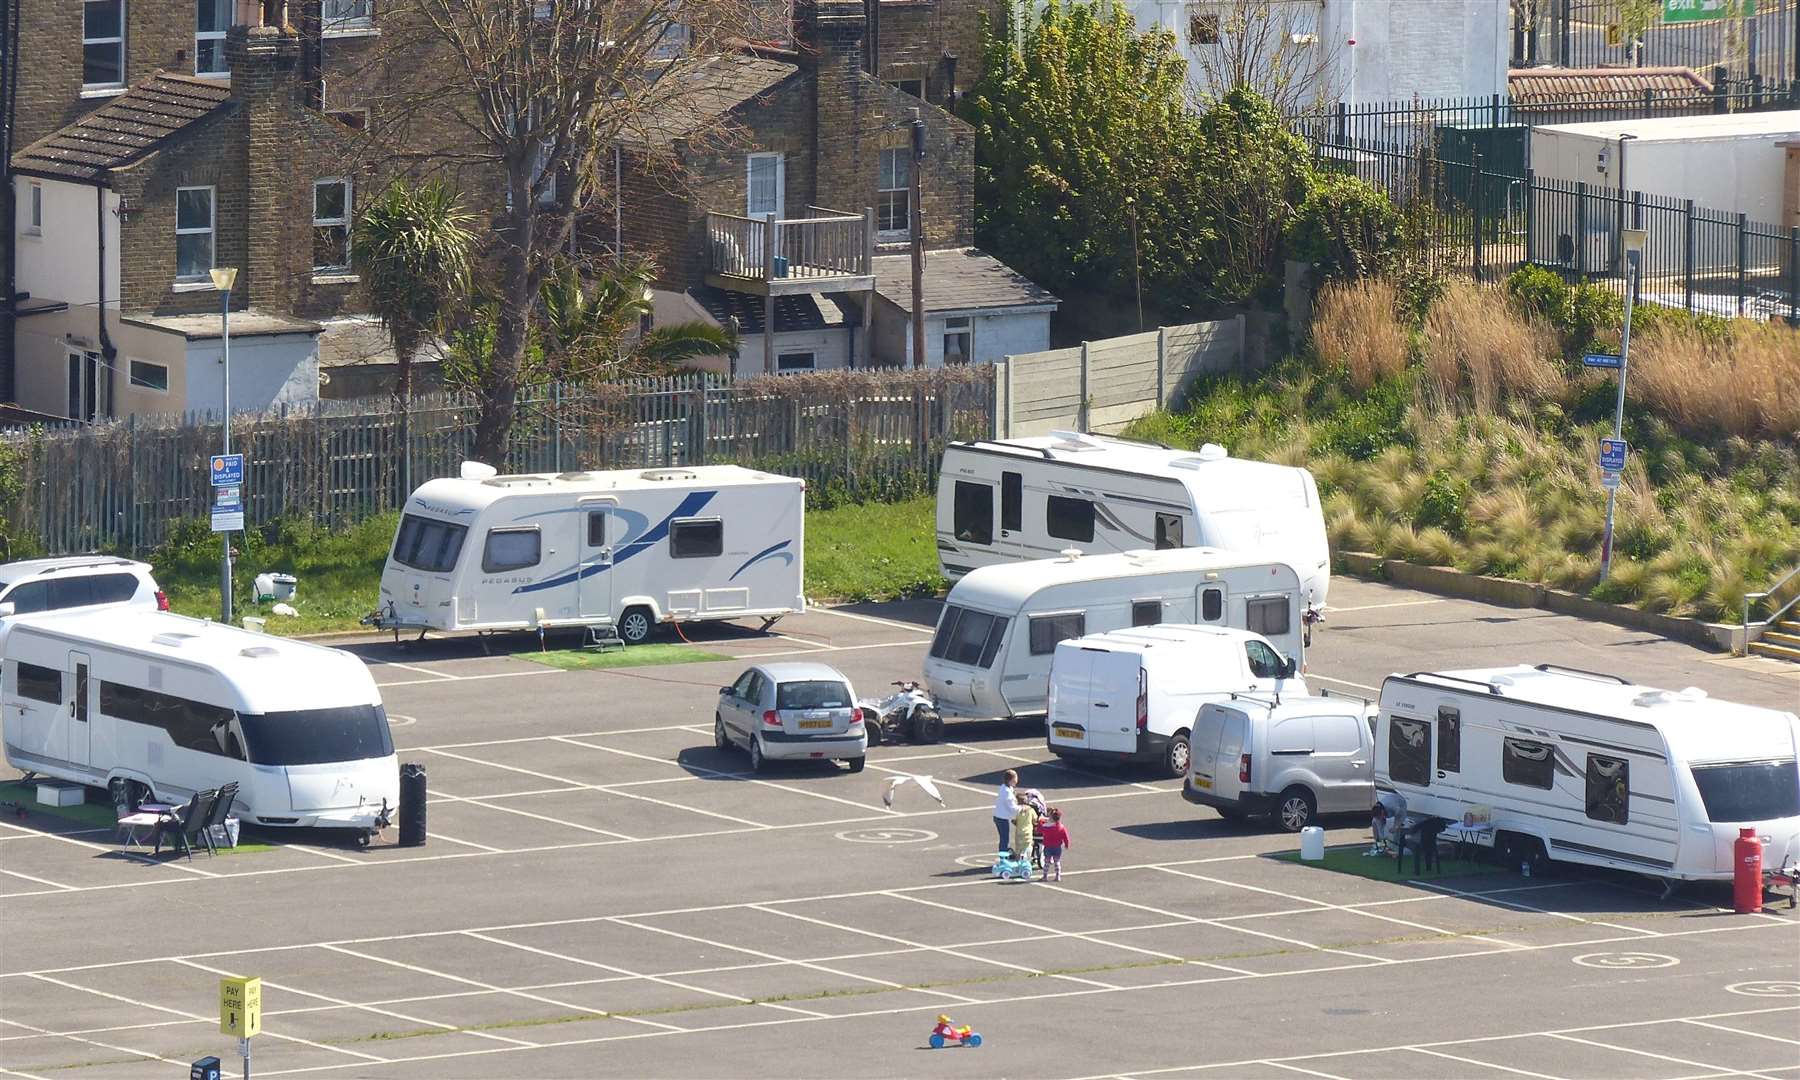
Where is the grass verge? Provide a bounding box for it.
[803,495,942,602]
[1270,844,1506,882]
[524,643,732,670]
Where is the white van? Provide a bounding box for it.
[935,432,1330,610]
[2,609,397,837]
[924,548,1305,723]
[372,463,805,643]
[1045,625,1309,777]
[1185,693,1379,831]
[1375,664,1800,881]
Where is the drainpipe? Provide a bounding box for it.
[614,145,622,259]
[1,0,20,401]
[95,180,117,418]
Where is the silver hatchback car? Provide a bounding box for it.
[715,662,867,773]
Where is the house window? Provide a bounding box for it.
[128,359,169,392]
[1046,495,1095,543]
[1437,706,1461,774]
[777,352,815,373]
[1502,737,1556,790]
[25,183,42,235]
[313,179,351,272]
[952,481,992,545]
[943,316,971,365]
[1028,612,1085,655]
[84,0,125,88]
[1388,717,1432,786]
[196,0,231,76]
[481,528,542,573]
[1585,754,1629,825]
[323,0,373,28]
[1154,511,1183,549]
[746,153,783,218]
[1131,600,1162,627]
[175,186,214,281]
[1246,596,1290,637]
[891,78,924,99]
[670,519,724,558]
[1190,11,1220,44]
[877,148,910,237]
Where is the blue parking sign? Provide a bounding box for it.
[1599,438,1628,472]
[210,454,244,487]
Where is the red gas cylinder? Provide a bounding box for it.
[1733,828,1764,914]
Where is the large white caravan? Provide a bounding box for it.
[2,609,397,836]
[923,548,1306,721]
[1376,664,1800,881]
[373,463,805,643]
[935,432,1330,610]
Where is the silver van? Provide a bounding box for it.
[1183,693,1377,831]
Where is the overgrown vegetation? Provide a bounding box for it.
[1129,272,1800,623]
[803,497,943,602]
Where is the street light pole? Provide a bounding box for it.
[210,267,238,623]
[1598,230,1645,582]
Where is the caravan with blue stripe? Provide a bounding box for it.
[372,462,806,643]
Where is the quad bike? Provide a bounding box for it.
[859,681,944,745]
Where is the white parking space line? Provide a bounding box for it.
[453,932,700,1031]
[1306,674,1382,694]
[732,639,937,660]
[376,661,458,680]
[0,1066,52,1080]
[0,818,221,878]
[555,734,895,819]
[1142,867,1395,963]
[1544,1032,1784,1080]
[1406,1046,1566,1079]
[426,831,506,853]
[1417,878,1663,938]
[808,607,938,636]
[1682,1018,1800,1047]
[410,722,707,752]
[1264,1061,1352,1080]
[888,890,1219,972]
[946,740,1177,794]
[0,866,74,891]
[431,784,639,841]
[0,1015,190,1074]
[1328,599,1446,613]
[376,669,561,688]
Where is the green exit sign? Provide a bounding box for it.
[1664,0,1755,23]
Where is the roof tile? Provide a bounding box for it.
[11,71,233,183]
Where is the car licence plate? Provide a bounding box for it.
[798,719,833,730]
[1193,776,1213,790]
[1053,726,1082,740]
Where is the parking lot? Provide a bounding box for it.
[2,576,1797,1079]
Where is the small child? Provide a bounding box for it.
[1012,798,1038,860]
[1367,801,1390,856]
[1039,807,1070,882]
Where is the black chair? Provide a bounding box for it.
[152,790,216,861]
[199,782,239,856]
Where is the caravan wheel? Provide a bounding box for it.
[618,607,654,645]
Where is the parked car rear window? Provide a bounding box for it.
[240,706,395,766]
[776,681,852,710]
[89,573,140,604]
[1691,760,1800,823]
[393,514,467,573]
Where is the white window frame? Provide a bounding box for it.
[83,0,126,90]
[312,178,352,272]
[942,315,972,365]
[25,182,43,236]
[877,147,909,240]
[194,0,230,77]
[746,153,784,219]
[127,358,169,393]
[66,349,110,422]
[322,0,374,30]
[174,185,215,282]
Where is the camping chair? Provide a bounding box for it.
[199,782,239,855]
[152,790,216,861]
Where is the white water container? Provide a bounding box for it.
[1300,826,1326,861]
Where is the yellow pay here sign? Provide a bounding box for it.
[219,976,262,1038]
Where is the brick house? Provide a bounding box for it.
[615,0,1054,373]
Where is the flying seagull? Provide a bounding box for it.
[882,774,944,809]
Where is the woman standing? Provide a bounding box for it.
[993,769,1019,853]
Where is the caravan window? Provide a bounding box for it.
[586,511,607,547]
[1388,717,1431,785]
[393,514,468,573]
[1437,706,1461,773]
[1690,760,1800,822]
[953,482,993,545]
[1001,472,1022,531]
[944,609,999,666]
[1201,588,1223,621]
[1155,512,1183,549]
[101,682,241,758]
[15,661,61,704]
[1028,612,1085,656]
[1131,600,1162,627]
[1046,496,1095,542]
[1585,754,1629,825]
[240,705,394,766]
[1246,597,1290,637]
[670,519,724,558]
[1502,738,1556,790]
[482,528,542,573]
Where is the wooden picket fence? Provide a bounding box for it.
[4,367,997,557]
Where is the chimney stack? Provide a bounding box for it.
[227,22,303,310]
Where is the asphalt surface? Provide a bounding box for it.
[2,576,1797,1079]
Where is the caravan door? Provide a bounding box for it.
[66,651,92,769]
[577,501,615,620]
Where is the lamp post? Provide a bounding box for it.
[1598,230,1645,583]
[210,267,238,623]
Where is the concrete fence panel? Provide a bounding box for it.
[998,319,1242,437]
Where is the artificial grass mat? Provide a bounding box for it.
[1271,843,1508,883]
[524,642,732,671]
[0,779,278,855]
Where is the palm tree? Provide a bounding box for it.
[538,260,736,379]
[352,180,476,489]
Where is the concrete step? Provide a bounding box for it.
[1779,619,1800,635]
[1749,639,1800,663]
[1763,630,1800,649]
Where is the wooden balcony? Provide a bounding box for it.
[704,208,876,296]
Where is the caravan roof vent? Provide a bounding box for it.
[1632,687,1709,708]
[239,645,279,659]
[1170,444,1230,469]
[150,632,198,648]
[459,461,498,481]
[484,475,554,488]
[555,471,601,483]
[1059,548,1083,562]
[1047,430,1104,451]
[640,469,697,482]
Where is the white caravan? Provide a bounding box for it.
[1376,664,1800,882]
[2,609,398,836]
[923,548,1306,721]
[373,463,806,643]
[935,432,1331,611]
